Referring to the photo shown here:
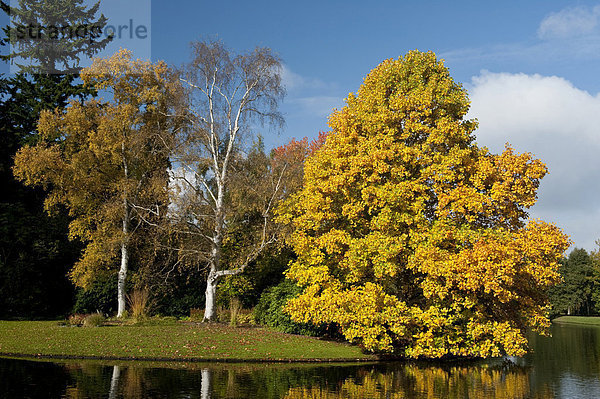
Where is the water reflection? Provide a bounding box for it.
[108,365,120,399]
[201,368,211,399]
[0,358,544,398]
[284,362,548,399]
[526,323,600,399]
[2,323,600,398]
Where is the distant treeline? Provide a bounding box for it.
[549,246,600,317]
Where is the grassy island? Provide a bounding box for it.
[0,320,375,362]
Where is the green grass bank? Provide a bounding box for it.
[553,316,600,326]
[0,320,375,362]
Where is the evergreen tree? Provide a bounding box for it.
[591,244,600,314]
[0,71,87,317]
[1,0,111,74]
[0,0,110,317]
[549,248,595,316]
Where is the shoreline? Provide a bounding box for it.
[0,351,380,364]
[552,316,600,326]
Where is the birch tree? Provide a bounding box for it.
[171,40,285,321]
[13,49,182,317]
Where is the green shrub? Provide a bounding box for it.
[83,312,105,327]
[73,274,117,315]
[236,308,255,325]
[150,267,206,317]
[254,280,326,336]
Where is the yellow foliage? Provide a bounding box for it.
[13,50,180,288]
[278,51,570,358]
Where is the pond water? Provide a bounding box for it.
[2,323,600,398]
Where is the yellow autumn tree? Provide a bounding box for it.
[13,49,183,317]
[278,51,570,358]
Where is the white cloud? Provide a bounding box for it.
[538,6,600,40]
[441,5,600,71]
[467,71,600,251]
[280,65,342,122]
[286,96,342,117]
[280,65,333,91]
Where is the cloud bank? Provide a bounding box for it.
[538,5,600,40]
[442,5,600,77]
[468,71,600,250]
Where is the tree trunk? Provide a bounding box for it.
[117,208,129,318]
[118,142,130,318]
[117,240,128,317]
[203,182,223,322]
[203,270,218,322]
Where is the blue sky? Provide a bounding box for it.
[4,1,600,251]
[149,1,574,143]
[151,0,600,251]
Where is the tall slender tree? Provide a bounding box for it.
[170,40,285,321]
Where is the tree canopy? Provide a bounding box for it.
[13,49,182,316]
[279,50,570,358]
[549,247,599,316]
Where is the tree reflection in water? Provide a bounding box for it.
[108,365,120,399]
[201,368,211,399]
[284,362,553,399]
[0,354,575,398]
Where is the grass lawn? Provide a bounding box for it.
[552,316,600,326]
[0,320,375,362]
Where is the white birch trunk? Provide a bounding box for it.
[203,271,218,322]
[108,365,121,399]
[202,172,224,322]
[118,142,130,318]
[201,368,211,399]
[117,214,129,318]
[117,248,128,317]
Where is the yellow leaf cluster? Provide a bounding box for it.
[278,51,570,358]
